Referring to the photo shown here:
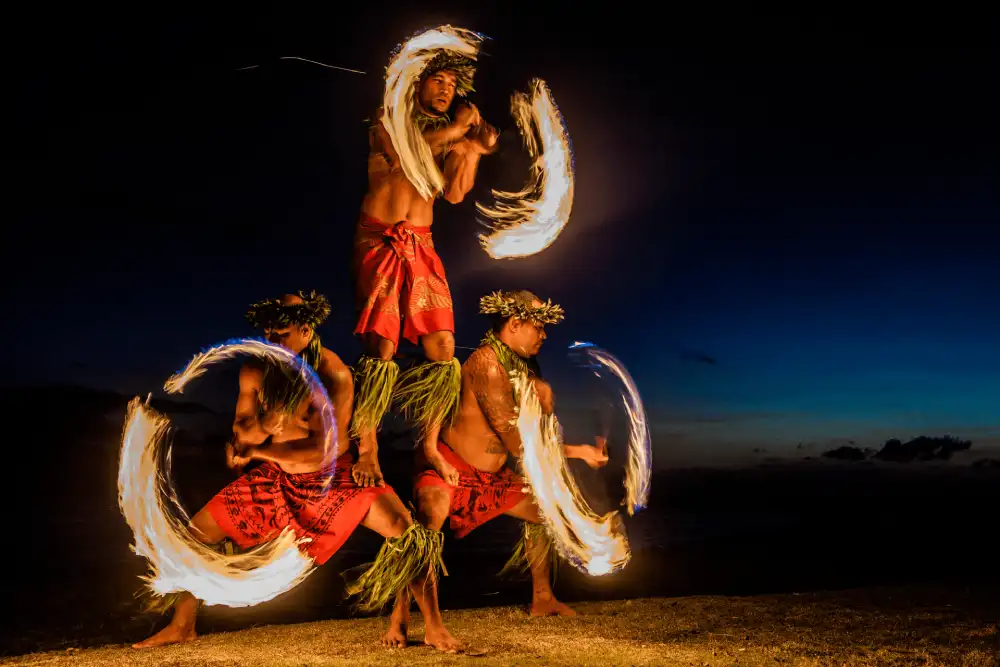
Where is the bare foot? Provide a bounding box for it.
[132,623,197,649]
[352,452,385,488]
[381,623,407,648]
[424,625,465,653]
[530,594,577,617]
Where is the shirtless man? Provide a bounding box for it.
[350,49,499,489]
[133,291,457,650]
[382,289,609,651]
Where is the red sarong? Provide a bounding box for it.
[352,213,455,350]
[206,453,392,565]
[414,442,529,538]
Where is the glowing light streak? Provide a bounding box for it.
[117,339,337,607]
[382,25,482,201]
[477,79,574,259]
[512,374,630,576]
[569,342,652,515]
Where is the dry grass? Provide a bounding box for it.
[4,585,998,666]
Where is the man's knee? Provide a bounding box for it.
[190,507,227,545]
[505,496,542,524]
[367,493,414,538]
[415,486,451,530]
[364,334,395,361]
[384,506,413,538]
[421,331,455,363]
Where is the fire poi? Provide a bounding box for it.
[569,342,652,516]
[118,338,332,607]
[471,293,638,577]
[383,288,604,637]
[477,79,575,259]
[380,25,484,201]
[380,25,574,259]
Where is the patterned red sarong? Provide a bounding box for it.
[414,442,529,538]
[352,213,455,350]
[206,453,392,565]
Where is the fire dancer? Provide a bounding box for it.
[351,48,499,490]
[381,289,609,650]
[133,291,451,649]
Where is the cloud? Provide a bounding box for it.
[679,349,717,365]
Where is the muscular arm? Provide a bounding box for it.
[442,140,483,204]
[532,377,605,463]
[468,349,523,456]
[369,118,401,176]
[250,434,325,467]
[370,107,471,167]
[318,349,356,452]
[423,123,475,156]
[467,364,606,466]
[233,365,268,446]
[256,350,352,467]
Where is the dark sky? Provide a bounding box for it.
[6,8,999,465]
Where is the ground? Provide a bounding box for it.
[4,585,997,666]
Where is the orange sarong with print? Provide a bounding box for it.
[353,213,455,349]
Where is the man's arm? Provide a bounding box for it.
[321,348,385,486]
[249,435,325,467]
[233,365,268,446]
[467,352,610,469]
[441,141,482,204]
[423,102,480,155]
[369,114,402,175]
[468,349,524,456]
[370,104,476,167]
[441,121,499,203]
[531,377,607,466]
[318,349,355,451]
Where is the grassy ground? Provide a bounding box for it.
[4,585,997,666]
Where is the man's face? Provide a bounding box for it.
[418,70,458,115]
[264,324,311,354]
[509,300,548,357]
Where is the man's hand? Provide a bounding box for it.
[226,442,254,471]
[453,102,481,131]
[568,443,609,470]
[352,451,385,488]
[595,435,608,458]
[260,410,286,437]
[467,121,500,155]
[428,453,461,487]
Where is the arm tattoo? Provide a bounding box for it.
[467,349,521,454]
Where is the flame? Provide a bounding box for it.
[512,374,630,576]
[569,342,652,515]
[117,338,337,607]
[477,79,574,259]
[382,25,482,201]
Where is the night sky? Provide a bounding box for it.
[6,9,999,466]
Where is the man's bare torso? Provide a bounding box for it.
[243,348,352,475]
[441,346,516,474]
[361,126,437,228]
